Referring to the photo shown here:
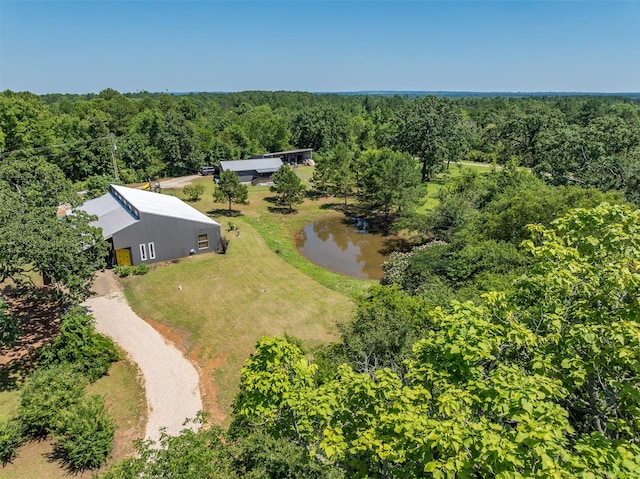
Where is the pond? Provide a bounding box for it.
[294,215,400,280]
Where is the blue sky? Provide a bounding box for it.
[1,1,639,94]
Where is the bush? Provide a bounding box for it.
[134,263,150,275]
[40,307,119,382]
[19,364,88,437]
[0,417,24,465]
[183,184,205,201]
[54,394,115,471]
[234,431,344,479]
[219,236,230,254]
[114,265,134,277]
[115,264,150,277]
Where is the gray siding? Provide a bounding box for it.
[112,212,221,265]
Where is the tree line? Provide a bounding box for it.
[1,89,638,204]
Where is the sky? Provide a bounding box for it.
[1,0,639,94]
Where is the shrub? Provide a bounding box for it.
[134,263,150,275]
[54,394,115,471]
[219,236,230,254]
[114,265,134,277]
[19,364,88,437]
[40,307,119,382]
[183,184,205,201]
[0,417,24,465]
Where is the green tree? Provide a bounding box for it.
[101,418,234,479]
[391,96,470,181]
[19,364,88,437]
[239,104,291,153]
[213,170,249,213]
[290,106,350,152]
[53,394,115,471]
[492,99,563,166]
[159,109,204,176]
[0,157,108,302]
[358,148,423,223]
[311,143,357,205]
[39,307,119,382]
[517,203,640,440]
[270,165,306,212]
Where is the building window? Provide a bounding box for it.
[198,234,209,250]
[139,243,147,261]
[148,242,156,260]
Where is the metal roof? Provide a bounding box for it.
[258,148,313,156]
[79,185,220,239]
[80,193,138,239]
[220,158,283,173]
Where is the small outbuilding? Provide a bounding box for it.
[79,184,222,266]
[219,157,284,185]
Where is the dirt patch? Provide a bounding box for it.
[159,174,202,189]
[189,346,228,426]
[142,317,228,425]
[91,270,123,296]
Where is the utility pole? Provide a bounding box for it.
[109,134,119,180]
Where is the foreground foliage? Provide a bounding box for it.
[233,203,640,478]
[40,307,120,381]
[101,415,343,479]
[6,308,118,471]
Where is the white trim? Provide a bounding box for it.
[148,242,156,259]
[197,233,209,250]
[139,243,147,261]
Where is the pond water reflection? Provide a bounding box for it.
[294,215,395,280]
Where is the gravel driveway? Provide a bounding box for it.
[158,174,202,189]
[84,272,202,444]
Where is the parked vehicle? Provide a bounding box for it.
[200,166,217,176]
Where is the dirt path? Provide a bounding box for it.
[158,174,202,189]
[83,271,202,443]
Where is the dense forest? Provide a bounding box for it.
[1,89,639,204]
[1,90,640,477]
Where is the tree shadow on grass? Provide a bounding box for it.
[267,206,299,215]
[319,202,349,213]
[207,208,243,218]
[305,189,326,201]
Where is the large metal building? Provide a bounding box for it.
[80,184,222,266]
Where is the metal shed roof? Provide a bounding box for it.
[79,185,220,239]
[111,185,219,224]
[258,148,312,157]
[80,192,138,239]
[220,158,283,173]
